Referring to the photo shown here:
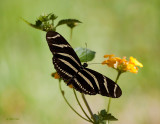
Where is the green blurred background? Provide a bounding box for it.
[0,0,160,124]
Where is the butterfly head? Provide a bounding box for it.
[79,63,88,70]
[83,63,88,68]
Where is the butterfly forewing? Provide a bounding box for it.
[46,31,122,98]
[46,31,81,66]
[46,31,81,81]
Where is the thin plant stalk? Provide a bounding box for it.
[106,71,122,124]
[70,28,73,43]
[81,93,95,122]
[107,97,112,114]
[73,89,93,123]
[59,80,91,122]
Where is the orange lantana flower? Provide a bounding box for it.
[102,54,143,73]
[54,72,60,79]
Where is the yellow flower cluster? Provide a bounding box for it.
[102,54,143,73]
[52,72,73,88]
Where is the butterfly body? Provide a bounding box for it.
[46,31,122,98]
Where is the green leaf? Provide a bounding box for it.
[22,18,42,30]
[93,109,118,124]
[93,114,99,123]
[22,13,57,32]
[35,20,42,26]
[103,113,118,121]
[37,13,57,22]
[56,19,82,28]
[93,114,106,124]
[99,110,118,121]
[74,47,96,62]
[49,13,58,20]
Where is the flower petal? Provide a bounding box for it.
[129,57,143,67]
[104,54,114,58]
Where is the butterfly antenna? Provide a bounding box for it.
[88,63,102,65]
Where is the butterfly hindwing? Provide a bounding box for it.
[84,68,122,98]
[69,77,96,95]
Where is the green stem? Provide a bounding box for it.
[106,71,122,124]
[73,89,93,123]
[81,94,95,122]
[107,97,112,114]
[59,80,91,122]
[70,28,73,43]
[115,71,121,84]
[52,19,54,31]
[107,71,121,113]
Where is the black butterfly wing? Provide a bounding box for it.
[68,69,97,95]
[46,31,122,98]
[67,67,122,98]
[46,31,81,81]
[83,68,122,98]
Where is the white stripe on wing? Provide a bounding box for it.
[57,53,81,66]
[78,72,94,89]
[51,44,71,48]
[83,69,100,92]
[47,34,60,39]
[103,76,109,94]
[58,59,78,73]
[114,84,117,98]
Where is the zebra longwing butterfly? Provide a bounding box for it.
[46,31,122,98]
